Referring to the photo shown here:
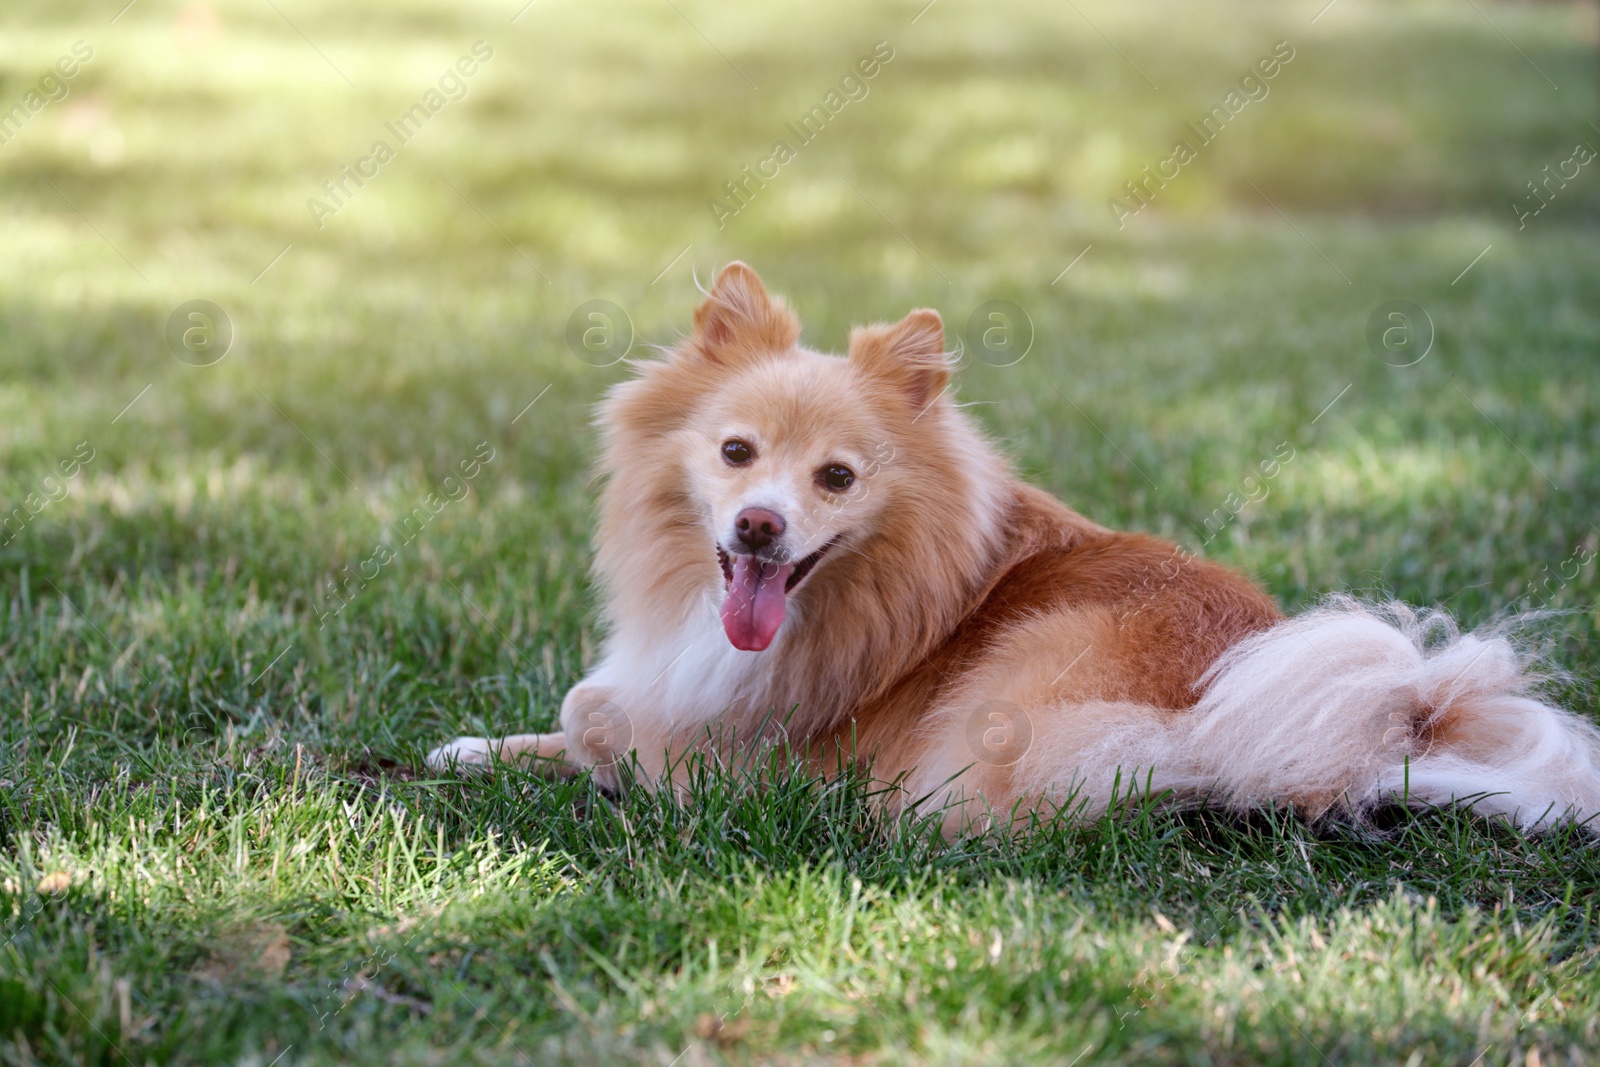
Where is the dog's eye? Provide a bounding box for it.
[721,439,754,466]
[820,464,855,491]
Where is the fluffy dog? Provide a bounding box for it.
[429,263,1600,834]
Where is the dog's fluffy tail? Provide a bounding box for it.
[1183,597,1600,829]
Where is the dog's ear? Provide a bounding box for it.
[849,308,950,409]
[690,262,799,363]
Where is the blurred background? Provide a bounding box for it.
[1,0,1598,751]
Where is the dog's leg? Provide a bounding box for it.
[903,696,1195,837]
[891,607,1205,837]
[425,731,571,775]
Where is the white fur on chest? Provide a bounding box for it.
[590,599,769,729]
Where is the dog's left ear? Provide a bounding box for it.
[849,308,950,409]
[690,262,800,363]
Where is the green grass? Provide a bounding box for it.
[3,0,1600,1062]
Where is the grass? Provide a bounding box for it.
[2,0,1599,1062]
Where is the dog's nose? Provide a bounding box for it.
[734,507,785,551]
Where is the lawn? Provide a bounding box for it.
[2,0,1599,1063]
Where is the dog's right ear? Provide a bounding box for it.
[689,262,800,363]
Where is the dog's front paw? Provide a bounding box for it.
[426,736,499,773]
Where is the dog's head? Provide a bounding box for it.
[597,262,999,655]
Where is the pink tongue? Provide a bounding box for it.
[720,554,795,651]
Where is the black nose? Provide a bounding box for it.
[734,507,785,551]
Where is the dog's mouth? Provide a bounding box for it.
[716,542,833,593]
[716,539,836,652]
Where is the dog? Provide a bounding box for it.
[429,262,1600,834]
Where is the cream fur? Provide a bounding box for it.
[1182,598,1600,829]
